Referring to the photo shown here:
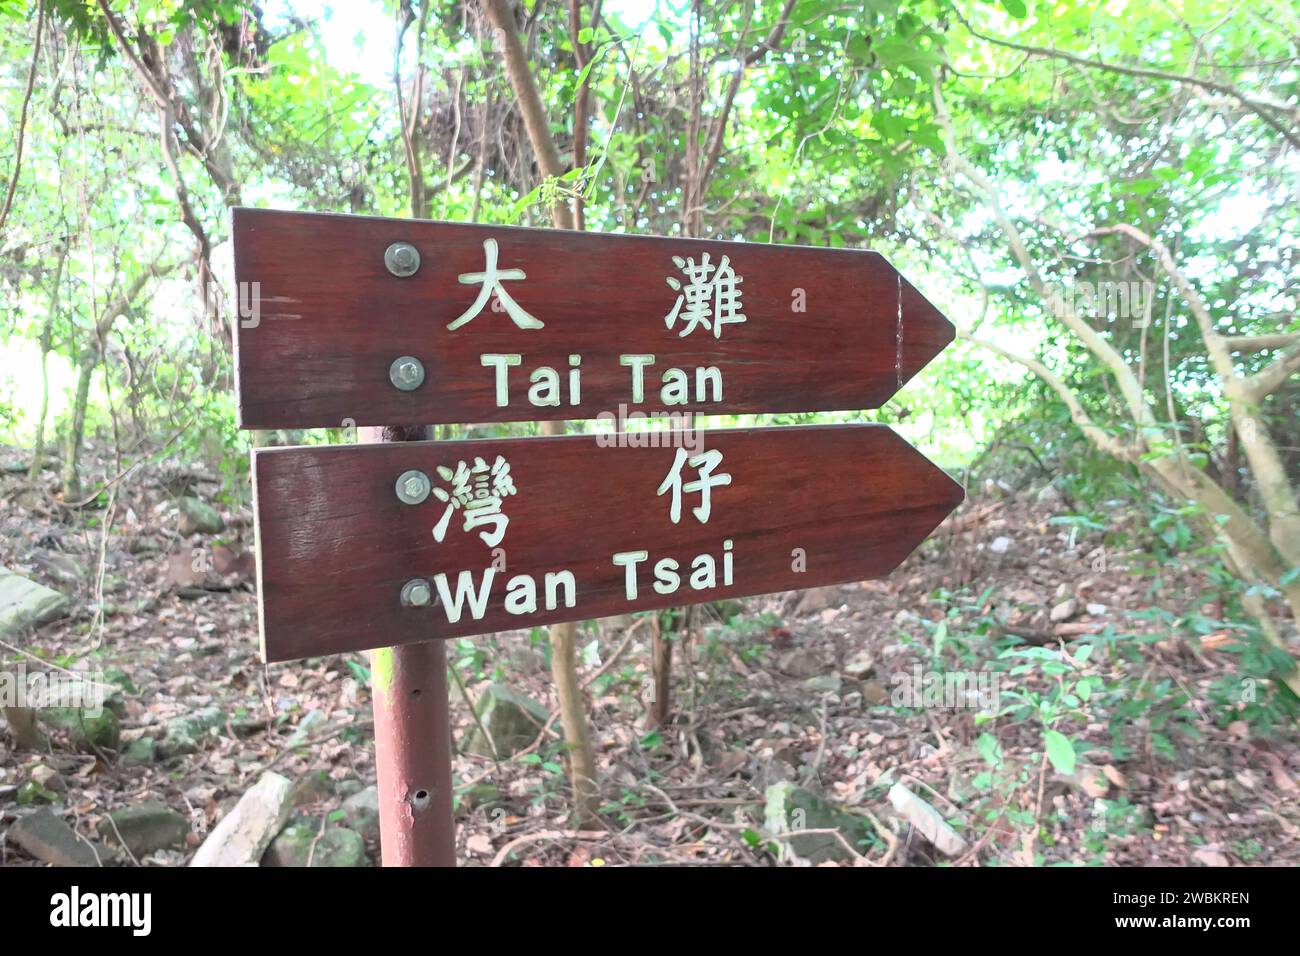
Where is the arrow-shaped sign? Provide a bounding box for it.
[252,425,962,662]
[233,209,954,429]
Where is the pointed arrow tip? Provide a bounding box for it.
[897,276,956,387]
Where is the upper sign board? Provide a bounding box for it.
[232,208,954,429]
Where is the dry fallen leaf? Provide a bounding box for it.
[566,845,592,867]
[1193,847,1230,867]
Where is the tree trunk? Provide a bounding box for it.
[3,706,45,750]
[480,0,597,822]
[61,352,95,502]
[646,613,672,730]
[29,239,67,482]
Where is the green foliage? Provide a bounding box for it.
[0,5,1293,837]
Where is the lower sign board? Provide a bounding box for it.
[252,424,963,662]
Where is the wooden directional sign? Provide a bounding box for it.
[232,208,954,428]
[252,425,962,662]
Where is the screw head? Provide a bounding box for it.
[384,241,421,277]
[389,355,425,391]
[395,469,431,505]
[401,578,432,607]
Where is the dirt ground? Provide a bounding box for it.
[1,442,1297,866]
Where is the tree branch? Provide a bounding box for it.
[950,4,1300,150]
[932,80,1157,432]
[959,331,1131,459]
[699,0,798,192]
[1242,342,1300,403]
[1223,333,1299,352]
[0,0,45,237]
[481,0,574,229]
[1084,222,1300,566]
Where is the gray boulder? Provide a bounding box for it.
[461,684,550,758]
[159,706,225,756]
[9,807,110,866]
[40,707,120,753]
[178,497,224,535]
[340,785,380,844]
[263,824,369,867]
[122,736,158,766]
[764,781,873,864]
[0,568,69,635]
[97,801,190,857]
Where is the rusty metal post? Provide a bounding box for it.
[363,425,456,867]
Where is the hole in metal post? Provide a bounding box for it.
[411,789,431,810]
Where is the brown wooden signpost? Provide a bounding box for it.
[232,208,953,427]
[252,426,962,662]
[232,207,963,867]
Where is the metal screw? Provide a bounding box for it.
[389,355,425,391]
[395,469,431,505]
[384,241,420,277]
[401,578,432,607]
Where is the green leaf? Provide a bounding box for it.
[512,183,544,216]
[999,0,1027,17]
[577,26,594,44]
[873,37,945,81]
[1044,729,1076,774]
[978,732,1003,767]
[846,35,873,65]
[932,619,948,658]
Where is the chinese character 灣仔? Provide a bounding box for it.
[431,455,518,547]
[664,252,746,338]
[657,448,731,524]
[448,238,544,331]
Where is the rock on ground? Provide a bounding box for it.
[777,647,825,678]
[340,785,380,844]
[887,783,967,857]
[39,707,120,753]
[764,781,873,864]
[122,736,158,766]
[262,824,369,867]
[794,586,840,616]
[460,684,550,758]
[97,801,190,857]
[286,709,328,748]
[0,568,69,635]
[159,706,225,757]
[177,496,224,535]
[189,771,293,867]
[9,807,111,866]
[1050,598,1079,623]
[842,650,876,679]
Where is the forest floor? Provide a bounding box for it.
[1,441,1297,867]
